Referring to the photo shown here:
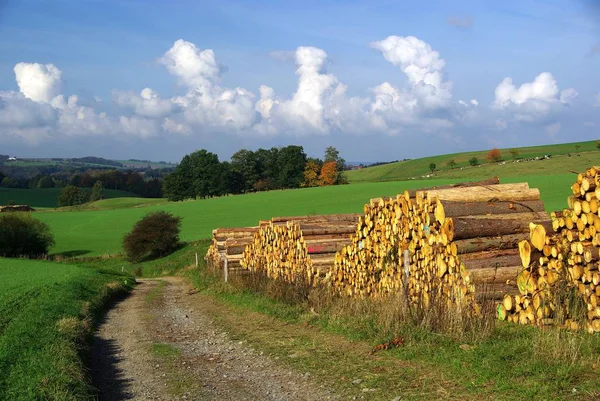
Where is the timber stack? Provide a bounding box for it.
[503,166,600,332]
[205,227,259,275]
[326,178,550,312]
[241,214,359,285]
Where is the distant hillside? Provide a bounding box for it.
[345,140,600,183]
[2,157,175,170]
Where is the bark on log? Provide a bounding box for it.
[438,200,546,218]
[405,177,501,198]
[423,187,540,203]
[447,215,551,240]
[453,233,529,254]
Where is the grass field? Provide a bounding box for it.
[0,258,132,400]
[36,174,573,257]
[0,188,136,208]
[346,140,599,182]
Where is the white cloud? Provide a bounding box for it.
[274,46,341,132]
[370,35,452,108]
[119,116,160,138]
[559,88,578,104]
[0,37,583,146]
[14,62,62,103]
[113,88,175,118]
[493,72,576,121]
[158,39,221,88]
[162,117,190,135]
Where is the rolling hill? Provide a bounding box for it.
[346,140,599,183]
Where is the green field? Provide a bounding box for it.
[0,188,136,208]
[36,175,573,257]
[0,258,132,400]
[347,140,599,182]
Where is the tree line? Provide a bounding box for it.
[163,145,346,201]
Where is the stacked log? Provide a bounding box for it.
[326,180,550,312]
[205,227,259,275]
[504,166,600,332]
[240,214,359,285]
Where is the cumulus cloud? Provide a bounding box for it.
[274,46,341,132]
[158,39,221,88]
[14,62,62,103]
[370,36,452,110]
[0,37,581,145]
[114,88,175,118]
[493,72,577,121]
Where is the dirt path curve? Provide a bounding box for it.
[91,277,339,401]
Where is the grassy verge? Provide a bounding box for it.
[182,245,600,400]
[71,240,206,277]
[0,258,134,400]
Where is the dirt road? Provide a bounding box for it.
[91,277,339,401]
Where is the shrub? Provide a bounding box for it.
[509,149,519,160]
[58,185,87,207]
[446,159,457,168]
[486,148,502,163]
[90,180,104,202]
[123,211,181,262]
[468,157,479,166]
[0,213,55,258]
[429,163,436,172]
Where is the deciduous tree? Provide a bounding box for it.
[302,158,322,187]
[319,161,338,186]
[486,148,502,163]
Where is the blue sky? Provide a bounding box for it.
[0,0,599,163]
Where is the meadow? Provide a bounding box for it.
[346,143,599,182]
[0,187,136,208]
[0,258,132,400]
[36,174,573,257]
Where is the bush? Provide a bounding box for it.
[0,213,55,258]
[446,159,457,168]
[468,157,479,166]
[429,163,436,172]
[58,185,87,207]
[123,211,181,262]
[486,148,502,163]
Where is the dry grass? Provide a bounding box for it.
[226,268,496,343]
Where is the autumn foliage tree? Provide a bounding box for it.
[486,148,502,163]
[302,158,322,187]
[319,161,338,186]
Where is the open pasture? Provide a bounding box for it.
[347,143,599,183]
[37,175,573,257]
[0,258,131,400]
[0,187,136,208]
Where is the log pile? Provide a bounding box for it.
[205,227,259,275]
[502,166,600,332]
[326,179,551,312]
[240,214,359,285]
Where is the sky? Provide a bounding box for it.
[1,0,599,163]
